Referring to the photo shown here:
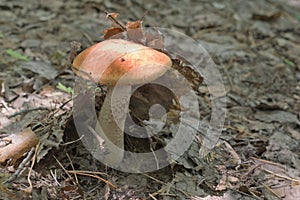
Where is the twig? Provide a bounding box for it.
[81,31,94,45]
[248,189,263,200]
[59,98,73,109]
[71,66,97,83]
[149,193,158,200]
[53,155,75,184]
[69,41,82,63]
[60,135,84,146]
[67,171,117,189]
[0,100,9,111]
[50,169,61,187]
[251,157,286,169]
[4,147,35,183]
[26,142,40,193]
[142,173,191,198]
[66,153,79,185]
[261,182,282,199]
[224,141,241,165]
[260,167,300,183]
[139,11,148,22]
[104,11,126,30]
[8,107,49,118]
[145,128,160,170]
[67,170,108,176]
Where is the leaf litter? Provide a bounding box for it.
[0,0,300,199]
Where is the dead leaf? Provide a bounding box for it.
[21,61,58,80]
[126,20,142,29]
[252,12,282,21]
[254,110,300,125]
[106,12,119,21]
[145,28,165,50]
[287,126,300,140]
[172,58,204,91]
[103,27,124,40]
[127,28,144,44]
[0,128,39,163]
[285,185,300,200]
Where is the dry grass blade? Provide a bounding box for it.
[251,157,286,169]
[260,167,300,183]
[66,153,78,184]
[224,141,241,165]
[143,173,191,198]
[261,182,281,199]
[53,155,75,184]
[5,147,35,183]
[25,142,40,193]
[67,170,117,189]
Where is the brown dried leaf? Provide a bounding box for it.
[145,29,165,50]
[106,12,119,21]
[126,20,142,29]
[0,128,39,163]
[103,27,124,40]
[172,58,204,91]
[127,28,144,44]
[252,12,282,21]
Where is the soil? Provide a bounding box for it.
[0,0,300,199]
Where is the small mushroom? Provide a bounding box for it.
[72,39,172,166]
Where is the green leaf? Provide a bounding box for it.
[283,58,296,68]
[56,82,73,94]
[5,49,29,61]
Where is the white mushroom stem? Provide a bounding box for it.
[95,84,131,166]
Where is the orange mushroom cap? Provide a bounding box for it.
[72,39,172,85]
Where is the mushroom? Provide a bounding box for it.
[72,39,172,166]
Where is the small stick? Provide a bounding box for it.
[4,147,35,183]
[251,157,286,169]
[53,155,75,184]
[26,142,40,193]
[8,107,49,118]
[67,170,108,176]
[260,167,300,183]
[149,193,158,200]
[104,11,126,31]
[81,31,94,45]
[67,171,117,189]
[143,173,191,198]
[59,98,73,109]
[60,135,84,146]
[261,182,282,199]
[69,41,82,63]
[66,153,79,185]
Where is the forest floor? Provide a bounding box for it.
[0,0,300,199]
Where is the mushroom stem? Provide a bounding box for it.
[96,85,131,166]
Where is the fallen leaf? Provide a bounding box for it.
[126,20,142,29]
[103,27,124,40]
[254,110,300,125]
[21,61,58,80]
[252,12,282,21]
[106,12,119,20]
[145,28,165,50]
[0,128,39,163]
[172,58,204,91]
[284,185,300,200]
